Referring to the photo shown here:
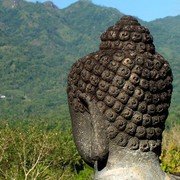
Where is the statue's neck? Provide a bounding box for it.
[107,146,160,168]
[94,146,170,180]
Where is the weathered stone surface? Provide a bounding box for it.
[94,148,176,180]
[67,16,174,179]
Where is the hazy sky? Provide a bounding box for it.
[27,0,180,21]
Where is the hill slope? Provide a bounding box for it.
[0,0,179,125]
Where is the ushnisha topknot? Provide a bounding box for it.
[67,16,173,155]
[100,16,154,53]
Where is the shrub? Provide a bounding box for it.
[160,125,180,174]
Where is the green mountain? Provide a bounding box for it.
[0,0,179,125]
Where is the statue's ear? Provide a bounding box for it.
[78,93,101,115]
[78,93,92,114]
[70,92,109,167]
[68,97,94,167]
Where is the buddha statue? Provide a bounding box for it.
[67,16,176,179]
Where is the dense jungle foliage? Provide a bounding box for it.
[0,0,179,179]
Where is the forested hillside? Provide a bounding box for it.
[0,0,179,126]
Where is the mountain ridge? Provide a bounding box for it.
[0,0,179,125]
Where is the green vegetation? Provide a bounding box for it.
[160,126,180,174]
[0,0,179,178]
[0,119,93,179]
[0,120,179,179]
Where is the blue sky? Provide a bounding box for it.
[26,0,180,21]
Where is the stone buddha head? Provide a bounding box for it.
[67,16,173,170]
